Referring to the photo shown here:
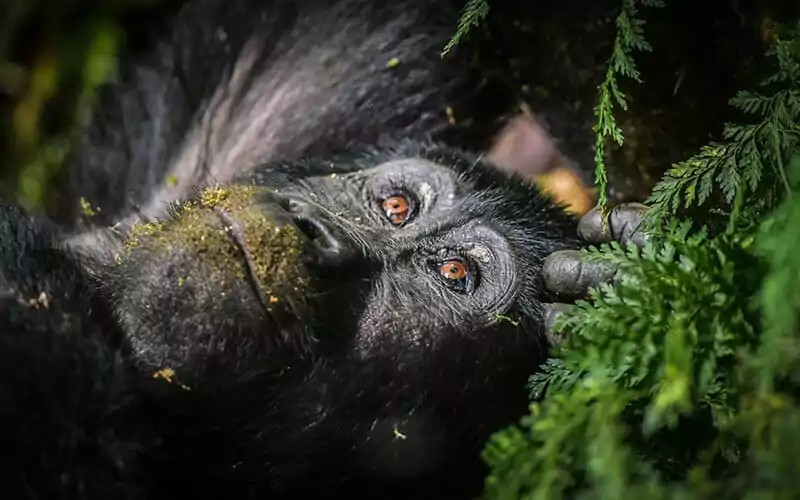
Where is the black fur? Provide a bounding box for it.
[1,147,579,499]
[0,205,150,499]
[1,0,583,498]
[49,0,513,243]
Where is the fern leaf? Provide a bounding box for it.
[441,0,489,56]
[591,0,663,208]
[646,25,800,227]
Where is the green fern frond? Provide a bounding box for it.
[485,20,800,500]
[483,381,664,500]
[646,25,800,228]
[545,223,761,431]
[441,0,490,57]
[593,0,664,209]
[485,142,800,500]
[752,153,800,392]
[485,220,765,499]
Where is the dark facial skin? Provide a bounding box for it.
[104,142,579,497]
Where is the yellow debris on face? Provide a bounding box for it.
[152,367,176,382]
[118,184,310,308]
[393,426,407,440]
[445,106,456,125]
[152,368,191,391]
[79,197,99,217]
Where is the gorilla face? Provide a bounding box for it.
[108,143,579,492]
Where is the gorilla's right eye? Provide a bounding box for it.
[434,257,477,294]
[439,260,467,280]
[380,193,414,226]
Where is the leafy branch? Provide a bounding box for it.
[484,220,765,499]
[441,0,490,57]
[593,0,665,208]
[484,23,800,500]
[646,23,800,228]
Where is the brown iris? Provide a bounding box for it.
[381,195,410,225]
[439,260,468,281]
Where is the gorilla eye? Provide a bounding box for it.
[440,260,467,280]
[381,194,412,226]
[435,258,475,294]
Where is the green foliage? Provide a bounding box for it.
[646,24,800,228]
[593,0,664,208]
[752,153,800,391]
[530,223,762,425]
[483,19,800,500]
[443,0,665,209]
[484,224,764,499]
[441,0,490,57]
[1,0,158,210]
[484,382,662,500]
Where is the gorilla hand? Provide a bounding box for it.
[541,203,650,345]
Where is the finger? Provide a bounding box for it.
[578,202,649,247]
[543,302,573,346]
[542,249,617,300]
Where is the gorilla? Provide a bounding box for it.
[0,0,649,498]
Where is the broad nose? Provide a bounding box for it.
[276,194,357,268]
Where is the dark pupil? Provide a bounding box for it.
[449,266,458,275]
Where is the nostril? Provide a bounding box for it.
[276,196,303,214]
[295,214,345,254]
[274,195,356,266]
[294,215,356,268]
[287,198,303,214]
[293,217,322,244]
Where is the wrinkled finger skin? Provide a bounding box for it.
[542,249,618,300]
[542,203,650,346]
[578,202,650,247]
[542,302,573,346]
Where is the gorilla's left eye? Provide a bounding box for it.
[381,193,414,226]
[436,258,476,294]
